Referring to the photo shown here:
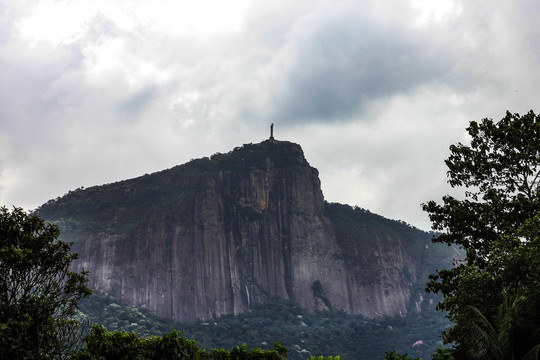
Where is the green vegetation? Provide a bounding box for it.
[382,351,419,360]
[73,325,210,360]
[460,287,540,360]
[423,110,540,358]
[74,324,288,360]
[78,292,177,337]
[79,291,449,360]
[0,207,92,359]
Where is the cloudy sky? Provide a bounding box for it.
[0,0,538,230]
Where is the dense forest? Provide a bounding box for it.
[78,291,449,360]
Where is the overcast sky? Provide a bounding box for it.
[0,0,538,230]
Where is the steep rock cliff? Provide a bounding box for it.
[38,140,435,322]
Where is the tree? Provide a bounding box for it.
[0,206,92,359]
[422,111,540,358]
[461,288,540,360]
[74,325,211,360]
[74,324,289,360]
[431,348,454,360]
[382,350,419,360]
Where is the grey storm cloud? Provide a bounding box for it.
[267,10,457,124]
[2,0,540,231]
[0,41,84,148]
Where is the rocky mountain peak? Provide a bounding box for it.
[38,140,446,323]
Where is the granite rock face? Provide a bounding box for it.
[38,140,433,322]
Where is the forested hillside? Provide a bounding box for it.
[79,290,450,360]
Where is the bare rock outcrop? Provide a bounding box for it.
[38,140,433,322]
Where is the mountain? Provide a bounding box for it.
[37,139,450,323]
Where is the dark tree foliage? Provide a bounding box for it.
[73,325,210,360]
[0,207,92,359]
[422,111,540,358]
[382,350,419,360]
[74,324,288,360]
[460,286,540,360]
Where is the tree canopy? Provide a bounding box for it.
[423,110,540,359]
[74,324,290,360]
[0,206,92,359]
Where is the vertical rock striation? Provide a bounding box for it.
[38,140,432,322]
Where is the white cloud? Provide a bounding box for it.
[1,0,540,230]
[411,0,463,26]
